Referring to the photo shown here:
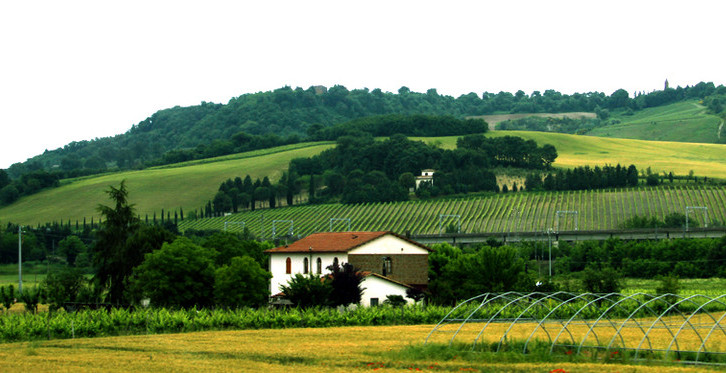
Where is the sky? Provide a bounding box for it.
[1,1,724,169]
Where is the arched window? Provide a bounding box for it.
[382,257,392,276]
[285,257,292,274]
[303,257,309,274]
[316,257,322,274]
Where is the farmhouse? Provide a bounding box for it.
[415,169,435,189]
[265,231,429,306]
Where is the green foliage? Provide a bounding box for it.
[19,286,42,314]
[42,267,87,311]
[429,245,525,305]
[280,274,332,308]
[383,294,407,307]
[93,180,140,304]
[131,237,217,308]
[655,275,680,305]
[581,265,621,293]
[58,235,86,266]
[327,262,364,307]
[214,256,271,309]
[202,232,270,268]
[1,284,15,311]
[496,115,602,134]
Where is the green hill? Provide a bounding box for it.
[588,100,723,143]
[179,185,726,236]
[0,143,333,226]
[2,133,725,226]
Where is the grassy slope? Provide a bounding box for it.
[416,131,726,178]
[0,143,334,226]
[588,100,722,143]
[2,133,726,226]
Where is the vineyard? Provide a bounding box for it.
[178,185,726,238]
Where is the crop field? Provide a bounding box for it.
[179,185,726,237]
[588,101,723,144]
[468,111,597,131]
[416,131,726,179]
[0,143,334,226]
[0,323,714,372]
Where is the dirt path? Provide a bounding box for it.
[719,118,724,139]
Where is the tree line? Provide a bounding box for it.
[7,82,723,185]
[524,164,639,191]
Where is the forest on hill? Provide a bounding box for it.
[7,81,723,179]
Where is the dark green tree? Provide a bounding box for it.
[93,180,140,304]
[280,274,332,308]
[327,261,364,307]
[214,256,271,308]
[131,237,217,308]
[58,235,86,266]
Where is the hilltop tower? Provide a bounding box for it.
[664,79,669,90]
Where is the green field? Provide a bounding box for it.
[179,185,726,237]
[2,133,726,227]
[416,131,726,178]
[0,143,334,226]
[588,101,723,143]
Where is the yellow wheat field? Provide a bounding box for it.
[0,323,721,372]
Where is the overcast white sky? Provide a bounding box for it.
[1,1,724,169]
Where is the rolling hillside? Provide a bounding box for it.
[588,100,722,143]
[0,143,334,226]
[1,134,725,226]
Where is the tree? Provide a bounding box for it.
[93,180,140,304]
[214,256,271,308]
[1,285,15,312]
[132,237,217,308]
[327,261,364,307]
[43,267,87,311]
[58,235,86,266]
[0,185,19,205]
[213,191,232,213]
[280,274,332,308]
[203,232,271,268]
[581,265,621,293]
[398,172,415,191]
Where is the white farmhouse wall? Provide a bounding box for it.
[269,252,347,295]
[360,276,413,307]
[348,235,428,255]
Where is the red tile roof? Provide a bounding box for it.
[266,231,390,253]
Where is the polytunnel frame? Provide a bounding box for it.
[425,292,726,365]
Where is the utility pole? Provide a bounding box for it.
[18,225,23,294]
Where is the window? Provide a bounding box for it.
[382,257,392,276]
[370,298,379,306]
[316,257,322,274]
[285,257,291,274]
[303,257,309,274]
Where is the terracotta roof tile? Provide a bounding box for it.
[265,231,390,253]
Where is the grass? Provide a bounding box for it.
[415,131,726,179]
[588,101,722,143]
[623,278,726,297]
[0,143,334,226]
[0,324,712,372]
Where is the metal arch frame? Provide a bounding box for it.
[697,295,726,362]
[271,220,293,239]
[329,218,351,232]
[666,294,726,361]
[223,221,245,232]
[426,292,726,366]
